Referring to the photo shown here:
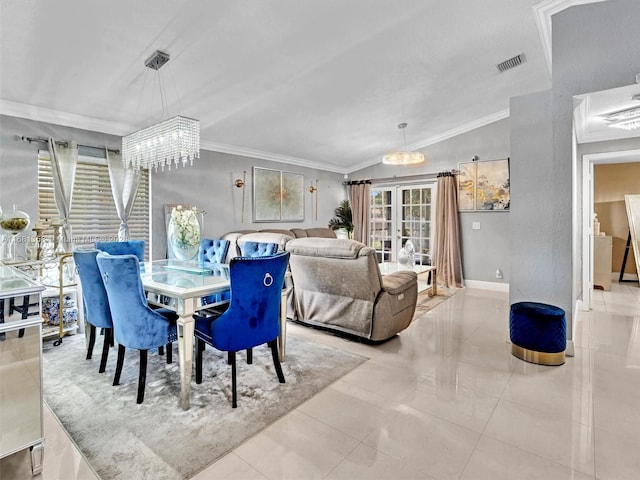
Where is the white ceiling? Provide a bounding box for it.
[1,0,626,174]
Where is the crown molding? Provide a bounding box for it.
[3,99,509,176]
[199,140,348,174]
[0,98,349,174]
[533,0,607,75]
[0,99,131,136]
[347,109,510,174]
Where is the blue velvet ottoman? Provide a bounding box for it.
[509,302,566,366]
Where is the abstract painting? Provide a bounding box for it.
[475,159,510,210]
[253,167,304,222]
[457,159,510,211]
[457,162,476,211]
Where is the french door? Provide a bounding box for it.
[369,183,435,265]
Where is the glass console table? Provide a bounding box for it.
[0,265,46,475]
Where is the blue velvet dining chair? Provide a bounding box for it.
[199,239,231,307]
[96,252,178,404]
[239,241,278,258]
[199,239,230,266]
[73,250,114,373]
[192,251,289,408]
[95,239,177,355]
[96,240,145,262]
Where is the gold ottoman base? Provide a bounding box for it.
[511,344,565,366]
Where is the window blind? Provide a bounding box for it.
[37,152,150,258]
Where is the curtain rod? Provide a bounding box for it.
[20,136,120,154]
[343,169,458,185]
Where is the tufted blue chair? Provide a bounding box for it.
[192,252,289,408]
[73,250,114,373]
[240,241,278,258]
[199,239,231,307]
[199,239,230,266]
[96,240,145,262]
[95,239,176,355]
[96,252,178,404]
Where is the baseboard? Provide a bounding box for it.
[566,340,575,357]
[463,280,509,293]
[568,298,582,357]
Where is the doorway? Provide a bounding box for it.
[369,183,436,265]
[582,150,640,311]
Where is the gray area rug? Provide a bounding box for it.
[42,332,366,479]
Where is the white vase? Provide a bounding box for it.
[167,212,201,261]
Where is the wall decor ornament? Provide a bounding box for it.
[457,159,510,211]
[234,170,247,223]
[253,167,304,222]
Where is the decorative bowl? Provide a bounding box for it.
[0,209,30,235]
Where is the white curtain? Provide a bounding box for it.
[106,148,141,241]
[48,138,78,252]
[349,182,371,244]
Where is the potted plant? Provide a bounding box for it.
[328,200,353,239]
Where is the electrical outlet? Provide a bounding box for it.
[495,269,503,279]
[472,222,481,230]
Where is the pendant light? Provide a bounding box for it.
[382,123,425,165]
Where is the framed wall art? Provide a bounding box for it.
[457,161,476,211]
[457,159,510,211]
[253,167,304,222]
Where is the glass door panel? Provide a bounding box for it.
[369,184,435,265]
[398,186,434,265]
[370,189,393,262]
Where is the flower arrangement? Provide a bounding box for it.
[170,206,201,247]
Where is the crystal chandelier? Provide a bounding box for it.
[382,123,425,165]
[122,51,200,172]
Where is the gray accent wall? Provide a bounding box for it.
[351,118,511,285]
[0,114,345,259]
[0,115,123,225]
[509,0,640,337]
[509,90,555,305]
[150,150,345,259]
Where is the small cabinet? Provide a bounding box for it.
[0,266,46,475]
[594,235,612,291]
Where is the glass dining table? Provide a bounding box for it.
[140,259,230,410]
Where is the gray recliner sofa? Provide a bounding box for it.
[220,228,337,319]
[285,237,418,342]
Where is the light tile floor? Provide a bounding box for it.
[2,282,639,480]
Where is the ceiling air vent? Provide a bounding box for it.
[497,54,526,73]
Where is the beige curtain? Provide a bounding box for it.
[48,138,78,252]
[435,172,463,288]
[106,148,141,241]
[349,182,370,244]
